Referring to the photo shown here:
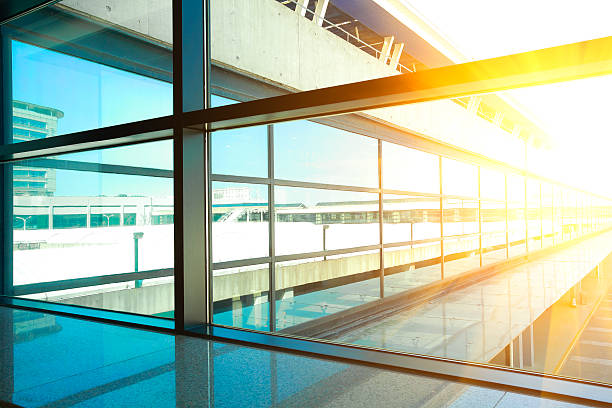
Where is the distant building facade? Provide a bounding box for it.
[12,100,63,196]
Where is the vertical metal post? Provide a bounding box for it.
[575,194,579,238]
[478,166,482,267]
[505,175,509,259]
[173,0,210,330]
[268,124,276,332]
[539,183,543,248]
[134,232,143,288]
[1,35,13,297]
[378,139,384,298]
[439,156,444,279]
[524,177,528,254]
[552,185,555,246]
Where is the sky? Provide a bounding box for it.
[12,40,173,197]
[400,0,612,196]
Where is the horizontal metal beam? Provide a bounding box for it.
[18,158,173,178]
[275,244,381,263]
[186,36,612,131]
[0,115,173,163]
[13,268,173,295]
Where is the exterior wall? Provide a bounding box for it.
[58,0,526,167]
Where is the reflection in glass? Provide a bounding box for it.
[383,194,440,244]
[442,158,478,197]
[275,251,380,331]
[274,120,378,188]
[384,244,441,295]
[212,126,268,177]
[274,187,379,256]
[212,182,269,263]
[11,40,171,140]
[382,142,439,193]
[213,264,270,331]
[13,141,174,316]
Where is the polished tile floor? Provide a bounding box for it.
[0,306,601,407]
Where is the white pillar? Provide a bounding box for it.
[296,0,309,17]
[389,43,404,70]
[313,0,329,26]
[379,36,394,62]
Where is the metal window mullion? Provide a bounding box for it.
[439,156,444,279]
[505,175,509,259]
[174,0,209,330]
[524,177,528,253]
[478,166,482,267]
[540,183,543,248]
[1,35,13,296]
[268,124,276,332]
[378,140,384,298]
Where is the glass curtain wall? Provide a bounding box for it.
[2,0,174,317]
[210,106,612,335]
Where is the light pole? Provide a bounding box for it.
[322,224,330,260]
[134,232,144,288]
[15,216,31,231]
[102,214,112,227]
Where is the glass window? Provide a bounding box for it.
[384,243,441,295]
[212,182,269,263]
[383,194,440,244]
[213,263,270,331]
[443,235,480,278]
[443,198,479,236]
[7,0,172,142]
[275,187,379,256]
[212,126,268,177]
[275,250,380,331]
[442,158,478,197]
[382,142,439,193]
[12,140,174,317]
[274,120,378,188]
[480,168,505,201]
[481,201,507,265]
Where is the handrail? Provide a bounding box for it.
[283,0,415,73]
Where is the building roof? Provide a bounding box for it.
[13,100,64,119]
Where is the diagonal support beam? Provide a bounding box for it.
[313,0,329,26]
[186,36,612,131]
[295,0,309,17]
[378,36,394,62]
[389,42,405,70]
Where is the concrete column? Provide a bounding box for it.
[296,0,309,17]
[389,43,404,70]
[313,0,329,26]
[379,36,394,62]
[86,205,91,228]
[120,205,125,226]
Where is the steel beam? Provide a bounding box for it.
[184,36,612,131]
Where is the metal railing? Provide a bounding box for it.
[283,0,415,73]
